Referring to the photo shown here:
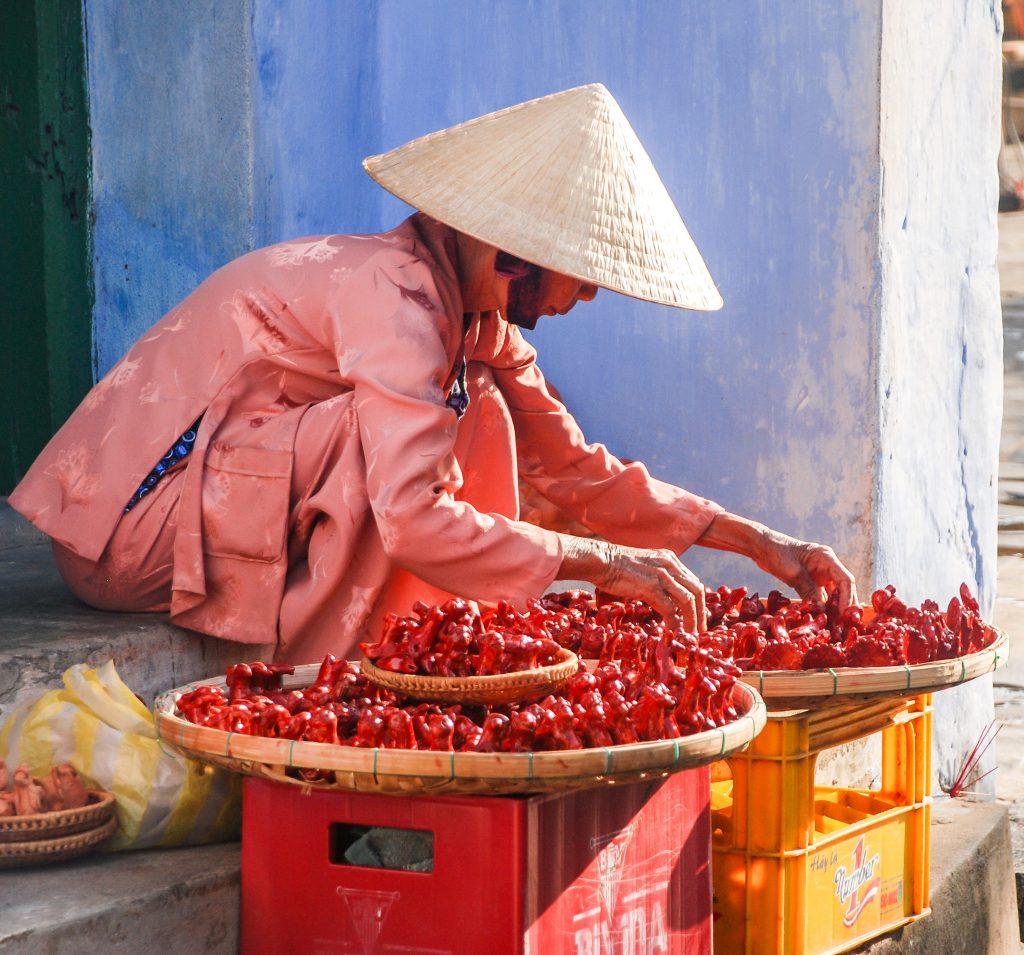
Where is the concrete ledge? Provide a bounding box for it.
[0,843,240,954]
[0,546,257,717]
[0,502,245,953]
[857,798,1021,954]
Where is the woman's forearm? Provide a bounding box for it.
[695,511,858,607]
[557,535,611,582]
[695,512,775,566]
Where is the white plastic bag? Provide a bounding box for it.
[0,660,240,849]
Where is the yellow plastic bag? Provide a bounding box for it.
[0,661,240,850]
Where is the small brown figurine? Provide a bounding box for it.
[12,763,47,816]
[52,764,90,810]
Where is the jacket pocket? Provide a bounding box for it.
[201,442,293,563]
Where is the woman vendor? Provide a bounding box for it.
[9,84,857,664]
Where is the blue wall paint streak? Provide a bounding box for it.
[86,0,254,376]
[251,0,383,244]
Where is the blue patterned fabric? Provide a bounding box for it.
[124,418,202,512]
[446,360,470,418]
[445,313,472,418]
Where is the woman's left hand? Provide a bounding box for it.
[696,512,858,609]
[753,533,858,608]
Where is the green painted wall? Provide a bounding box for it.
[0,0,92,494]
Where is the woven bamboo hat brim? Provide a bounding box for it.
[363,84,723,311]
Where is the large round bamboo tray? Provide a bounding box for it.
[0,789,116,844]
[0,815,118,869]
[739,625,1009,710]
[154,665,767,796]
[360,647,579,704]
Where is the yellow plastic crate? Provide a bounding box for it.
[711,694,932,955]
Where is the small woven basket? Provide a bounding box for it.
[360,647,579,704]
[0,789,117,844]
[0,815,118,869]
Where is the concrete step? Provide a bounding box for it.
[0,499,245,952]
[0,842,240,953]
[0,795,1015,953]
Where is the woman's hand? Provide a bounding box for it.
[753,535,858,607]
[697,512,858,609]
[558,535,707,631]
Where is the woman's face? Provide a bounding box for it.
[497,252,599,329]
[455,234,598,326]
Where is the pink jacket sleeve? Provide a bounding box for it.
[488,325,724,552]
[327,252,564,604]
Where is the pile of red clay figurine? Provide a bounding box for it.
[174,583,994,758]
[361,598,565,676]
[0,759,91,817]
[176,595,742,755]
[699,582,993,670]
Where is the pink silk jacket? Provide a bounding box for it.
[10,215,721,661]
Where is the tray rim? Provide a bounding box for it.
[0,814,118,867]
[153,664,767,793]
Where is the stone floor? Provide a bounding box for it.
[994,207,1024,905]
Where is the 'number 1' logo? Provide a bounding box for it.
[833,836,881,928]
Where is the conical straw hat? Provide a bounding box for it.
[363,84,723,311]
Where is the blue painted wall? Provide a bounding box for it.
[85,0,884,589]
[250,2,382,242]
[86,0,254,374]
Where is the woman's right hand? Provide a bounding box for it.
[557,535,708,632]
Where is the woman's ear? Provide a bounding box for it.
[455,232,504,311]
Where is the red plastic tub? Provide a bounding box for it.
[241,770,712,954]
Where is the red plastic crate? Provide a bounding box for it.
[241,771,711,954]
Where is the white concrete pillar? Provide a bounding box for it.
[875,0,1003,789]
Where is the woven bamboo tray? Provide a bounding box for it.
[154,664,767,796]
[0,789,116,844]
[0,814,118,869]
[360,647,579,704]
[738,625,1009,710]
